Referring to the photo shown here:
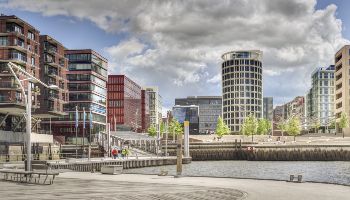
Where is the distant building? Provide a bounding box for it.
[306,65,335,131]
[175,96,222,134]
[172,105,199,134]
[263,97,273,121]
[273,105,284,122]
[221,50,263,133]
[141,89,150,132]
[145,86,162,127]
[107,75,141,132]
[284,96,305,119]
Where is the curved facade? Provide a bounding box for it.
[221,50,263,133]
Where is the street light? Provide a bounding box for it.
[7,62,58,171]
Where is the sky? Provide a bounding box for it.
[0,0,349,115]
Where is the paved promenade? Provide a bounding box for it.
[1,172,349,199]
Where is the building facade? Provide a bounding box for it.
[107,75,141,132]
[52,49,108,142]
[141,89,150,132]
[221,50,263,133]
[145,86,162,127]
[263,97,273,121]
[172,105,199,134]
[36,35,69,133]
[334,45,350,133]
[175,96,222,134]
[0,15,40,132]
[306,65,335,130]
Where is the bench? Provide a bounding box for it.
[0,170,59,185]
[289,175,303,183]
[101,165,123,175]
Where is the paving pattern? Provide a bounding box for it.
[0,178,245,200]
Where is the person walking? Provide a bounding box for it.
[111,148,117,159]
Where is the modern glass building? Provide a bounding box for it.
[172,105,199,134]
[52,49,108,142]
[263,97,273,121]
[221,50,263,133]
[175,96,222,134]
[306,65,335,130]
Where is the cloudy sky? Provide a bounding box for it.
[1,0,349,114]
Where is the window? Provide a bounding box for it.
[0,37,7,46]
[27,31,35,40]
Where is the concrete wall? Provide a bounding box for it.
[0,131,53,144]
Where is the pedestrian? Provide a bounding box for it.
[111,148,117,159]
[122,148,126,159]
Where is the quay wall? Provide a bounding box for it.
[48,157,192,172]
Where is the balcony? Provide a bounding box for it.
[8,52,27,63]
[47,68,58,77]
[0,81,20,90]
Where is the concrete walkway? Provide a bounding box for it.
[1,172,348,200]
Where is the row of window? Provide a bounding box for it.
[69,93,106,105]
[223,98,262,106]
[223,72,262,80]
[6,22,36,40]
[67,74,106,87]
[223,85,262,93]
[68,63,107,77]
[222,65,262,74]
[224,91,262,99]
[222,59,262,68]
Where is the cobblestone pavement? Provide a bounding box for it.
[0,178,245,200]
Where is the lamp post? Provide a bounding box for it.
[7,62,58,171]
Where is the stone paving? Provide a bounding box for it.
[1,172,350,200]
[0,177,245,200]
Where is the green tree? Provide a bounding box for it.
[339,112,349,138]
[168,119,183,141]
[148,125,157,137]
[241,114,258,143]
[160,122,166,138]
[257,119,271,135]
[312,119,321,133]
[277,120,288,137]
[286,116,301,141]
[216,116,230,139]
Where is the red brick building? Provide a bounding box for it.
[0,15,40,131]
[141,89,150,132]
[107,75,142,131]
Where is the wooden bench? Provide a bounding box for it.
[0,170,59,185]
[101,165,123,175]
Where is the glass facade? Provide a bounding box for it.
[175,96,222,134]
[221,50,263,133]
[173,105,199,134]
[53,50,108,140]
[306,65,335,130]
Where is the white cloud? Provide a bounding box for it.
[3,0,349,108]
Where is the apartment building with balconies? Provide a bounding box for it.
[0,15,40,132]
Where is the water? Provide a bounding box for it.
[124,161,350,185]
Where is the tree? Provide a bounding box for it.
[216,116,230,139]
[312,119,321,133]
[160,122,166,138]
[147,125,157,137]
[286,116,301,141]
[277,120,288,137]
[168,119,183,141]
[339,112,349,138]
[257,119,271,135]
[241,114,258,143]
